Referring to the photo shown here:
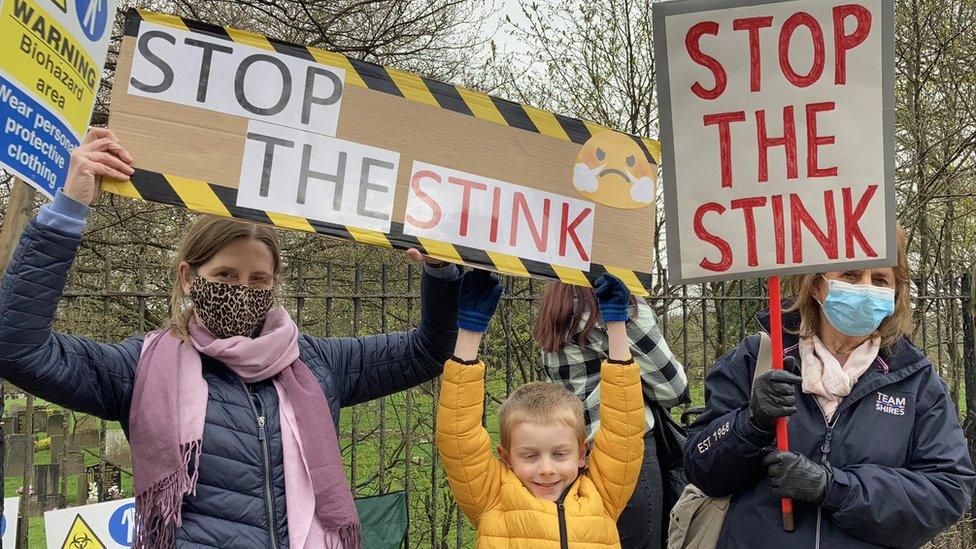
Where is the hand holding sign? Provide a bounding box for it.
[64,128,134,206]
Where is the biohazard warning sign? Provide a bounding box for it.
[60,514,106,549]
[104,9,661,295]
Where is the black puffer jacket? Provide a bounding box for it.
[0,220,461,548]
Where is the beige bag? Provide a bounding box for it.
[667,333,774,549]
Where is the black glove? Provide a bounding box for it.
[748,357,801,432]
[763,450,833,504]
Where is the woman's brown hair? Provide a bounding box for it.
[533,281,636,353]
[784,225,913,350]
[167,216,281,341]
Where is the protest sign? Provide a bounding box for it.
[2,497,19,547]
[654,0,895,284]
[45,497,135,548]
[103,9,660,294]
[0,0,118,197]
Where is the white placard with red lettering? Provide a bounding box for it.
[654,0,895,284]
[404,161,596,270]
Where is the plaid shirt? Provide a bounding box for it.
[541,298,688,441]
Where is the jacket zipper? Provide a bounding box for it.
[555,499,568,549]
[813,398,836,549]
[555,480,576,549]
[240,379,280,549]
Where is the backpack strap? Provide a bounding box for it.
[752,331,774,392]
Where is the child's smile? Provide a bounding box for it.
[500,421,586,501]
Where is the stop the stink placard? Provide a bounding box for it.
[654,0,895,284]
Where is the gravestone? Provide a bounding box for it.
[63,450,85,476]
[105,430,131,467]
[86,464,123,501]
[33,463,63,512]
[47,413,65,436]
[14,411,28,435]
[32,409,47,431]
[6,434,27,477]
[49,435,64,463]
[75,429,100,448]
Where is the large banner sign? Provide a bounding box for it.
[0,0,118,197]
[104,10,662,294]
[45,497,136,548]
[654,0,895,284]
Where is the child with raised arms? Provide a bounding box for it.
[436,269,645,548]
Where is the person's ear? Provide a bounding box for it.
[498,445,512,468]
[178,261,194,294]
[577,441,588,468]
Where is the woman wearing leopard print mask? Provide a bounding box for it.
[0,128,462,548]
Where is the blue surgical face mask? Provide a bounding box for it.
[819,277,895,337]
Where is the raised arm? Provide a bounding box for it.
[583,275,645,519]
[436,269,505,523]
[0,129,139,422]
[305,261,462,408]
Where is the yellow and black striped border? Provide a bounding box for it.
[111,9,655,295]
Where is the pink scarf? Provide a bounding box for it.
[799,335,880,422]
[129,306,360,548]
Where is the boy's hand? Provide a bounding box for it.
[457,269,502,333]
[594,274,630,323]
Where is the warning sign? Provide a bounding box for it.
[0,0,119,197]
[45,497,135,549]
[60,514,106,549]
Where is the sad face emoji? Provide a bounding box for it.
[572,131,657,209]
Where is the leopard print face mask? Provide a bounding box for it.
[189,276,276,339]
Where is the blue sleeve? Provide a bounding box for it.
[0,220,139,422]
[35,191,90,235]
[684,335,775,497]
[303,266,461,407]
[822,373,976,548]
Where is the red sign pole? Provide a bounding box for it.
[768,276,795,531]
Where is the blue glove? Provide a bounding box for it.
[457,269,503,333]
[594,274,630,323]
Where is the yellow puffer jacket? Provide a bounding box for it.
[436,358,645,548]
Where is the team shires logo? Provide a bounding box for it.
[876,392,907,416]
[572,131,656,209]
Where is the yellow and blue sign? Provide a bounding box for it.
[0,0,117,197]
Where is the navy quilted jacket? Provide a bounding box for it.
[685,309,975,548]
[0,220,461,548]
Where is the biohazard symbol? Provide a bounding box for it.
[61,514,107,549]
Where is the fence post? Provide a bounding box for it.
[960,271,976,545]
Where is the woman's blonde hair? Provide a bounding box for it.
[784,225,913,350]
[168,216,281,341]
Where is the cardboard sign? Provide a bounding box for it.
[0,0,118,197]
[45,498,135,548]
[2,497,19,547]
[654,0,896,284]
[104,9,660,294]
